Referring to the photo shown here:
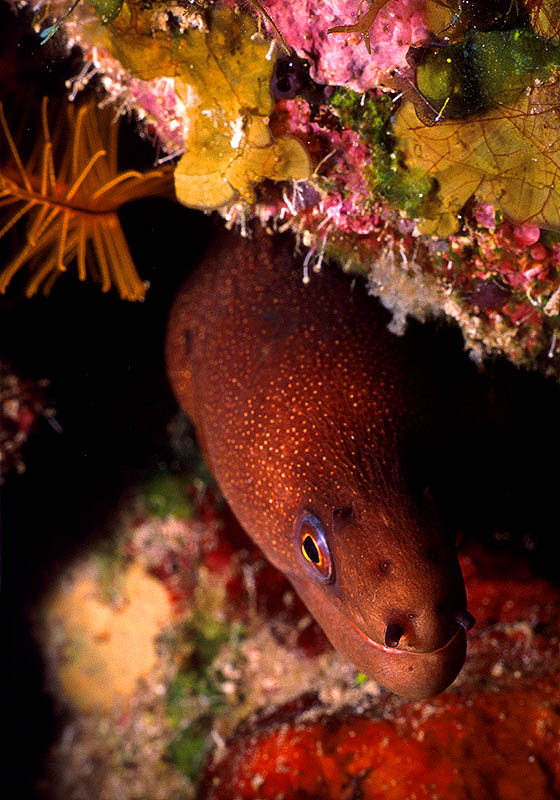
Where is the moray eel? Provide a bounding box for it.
[166,229,474,699]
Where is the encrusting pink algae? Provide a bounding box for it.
[261,0,430,90]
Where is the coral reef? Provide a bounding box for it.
[37,470,560,799]
[20,0,558,372]
[201,681,560,799]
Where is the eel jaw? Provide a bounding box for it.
[291,576,467,700]
[348,616,464,657]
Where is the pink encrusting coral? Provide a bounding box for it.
[127,76,188,154]
[513,223,542,248]
[474,203,497,230]
[261,0,429,91]
[75,53,190,156]
[268,98,385,236]
[442,222,560,358]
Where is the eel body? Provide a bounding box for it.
[166,229,473,699]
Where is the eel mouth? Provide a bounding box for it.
[290,574,468,698]
[347,617,463,657]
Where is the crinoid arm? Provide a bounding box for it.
[328,0,391,54]
[245,0,290,54]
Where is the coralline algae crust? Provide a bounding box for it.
[260,0,430,91]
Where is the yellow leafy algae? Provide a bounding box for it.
[528,0,560,43]
[393,81,560,236]
[98,6,311,209]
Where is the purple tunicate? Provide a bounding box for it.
[470,278,511,310]
[271,53,307,99]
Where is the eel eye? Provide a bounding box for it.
[297,513,333,581]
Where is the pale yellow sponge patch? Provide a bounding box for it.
[44,561,173,711]
[100,6,311,209]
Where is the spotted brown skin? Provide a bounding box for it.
[166,229,472,699]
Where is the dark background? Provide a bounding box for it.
[1,10,213,791]
[1,6,559,797]
[1,195,212,798]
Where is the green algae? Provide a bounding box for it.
[331,88,433,218]
[166,664,226,732]
[166,614,245,779]
[166,717,213,781]
[425,0,529,44]
[143,472,194,520]
[541,230,560,247]
[417,28,560,121]
[91,0,124,25]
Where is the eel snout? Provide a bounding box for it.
[381,602,475,652]
[294,572,471,699]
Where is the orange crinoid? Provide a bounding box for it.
[0,97,172,300]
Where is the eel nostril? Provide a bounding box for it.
[455,610,476,631]
[384,622,404,648]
